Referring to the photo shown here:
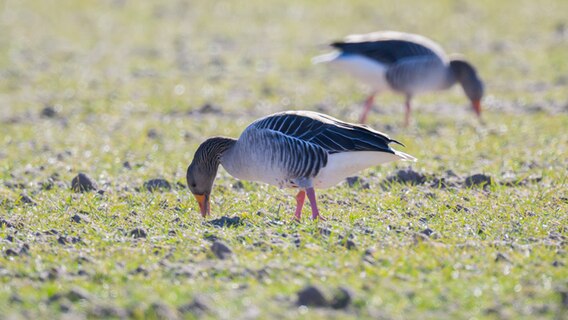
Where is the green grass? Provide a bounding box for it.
[1,0,567,318]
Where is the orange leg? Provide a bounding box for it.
[294,190,306,221]
[359,94,375,124]
[404,95,412,127]
[306,187,324,220]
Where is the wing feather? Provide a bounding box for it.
[250,111,401,155]
[331,31,447,65]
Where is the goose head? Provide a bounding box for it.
[186,137,237,217]
[449,58,484,118]
[186,161,216,217]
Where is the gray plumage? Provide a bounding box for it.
[187,111,414,201]
[219,111,410,188]
[314,31,485,124]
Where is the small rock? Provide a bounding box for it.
[9,294,23,304]
[413,232,430,244]
[67,287,91,302]
[293,234,301,248]
[70,236,82,244]
[552,260,564,267]
[5,248,19,257]
[345,176,370,189]
[560,290,568,308]
[232,181,245,190]
[495,252,512,263]
[0,219,15,229]
[20,243,30,255]
[144,179,171,192]
[89,305,129,318]
[129,228,147,239]
[330,287,353,309]
[47,293,63,303]
[5,181,26,189]
[59,301,72,313]
[297,285,328,307]
[203,233,219,242]
[71,173,97,193]
[445,170,459,178]
[343,239,356,250]
[208,216,242,228]
[318,227,332,237]
[364,248,375,257]
[178,296,209,315]
[150,302,179,319]
[18,193,36,205]
[147,129,160,139]
[210,240,232,259]
[71,213,89,224]
[196,103,222,114]
[420,228,434,237]
[40,106,57,118]
[429,177,458,189]
[123,161,132,169]
[131,266,149,276]
[383,168,426,186]
[465,174,493,187]
[57,236,69,245]
[47,268,60,280]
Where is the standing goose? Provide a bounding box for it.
[186,110,415,220]
[313,31,484,125]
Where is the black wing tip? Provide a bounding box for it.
[331,41,346,49]
[390,139,406,148]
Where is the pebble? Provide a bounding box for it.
[296,285,328,307]
[144,179,171,192]
[129,228,148,239]
[210,241,232,259]
[71,173,97,193]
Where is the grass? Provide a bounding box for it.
[1,0,567,318]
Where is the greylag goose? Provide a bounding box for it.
[313,31,484,125]
[186,110,415,220]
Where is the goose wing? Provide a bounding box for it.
[332,31,447,65]
[250,111,401,155]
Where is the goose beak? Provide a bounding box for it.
[193,194,210,217]
[472,99,482,118]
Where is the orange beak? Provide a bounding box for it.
[472,99,482,118]
[193,194,210,217]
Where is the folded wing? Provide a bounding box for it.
[251,111,401,155]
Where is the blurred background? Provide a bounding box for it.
[0,0,567,178]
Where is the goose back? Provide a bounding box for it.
[332,31,448,65]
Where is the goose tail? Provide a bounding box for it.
[393,150,417,162]
[311,51,341,64]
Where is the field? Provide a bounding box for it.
[1,0,567,319]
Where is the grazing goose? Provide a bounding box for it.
[186,110,415,220]
[313,31,484,125]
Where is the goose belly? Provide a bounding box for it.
[314,151,400,189]
[329,54,391,91]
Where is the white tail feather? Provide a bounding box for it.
[311,52,341,64]
[394,150,417,162]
